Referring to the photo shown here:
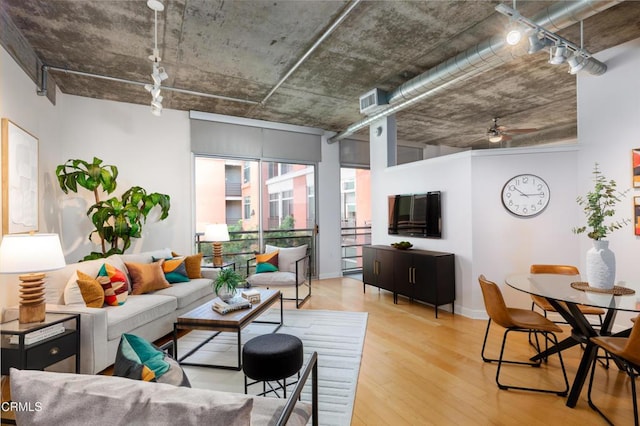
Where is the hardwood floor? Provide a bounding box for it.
[299,277,634,426]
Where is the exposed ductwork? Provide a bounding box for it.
[328,0,622,143]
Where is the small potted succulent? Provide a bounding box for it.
[213,268,243,301]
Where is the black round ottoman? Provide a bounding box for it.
[242,333,303,397]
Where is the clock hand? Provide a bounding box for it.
[514,187,529,197]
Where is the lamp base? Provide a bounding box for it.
[212,242,223,268]
[18,273,46,323]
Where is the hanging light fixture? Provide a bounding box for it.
[506,23,523,46]
[146,0,167,116]
[567,21,587,75]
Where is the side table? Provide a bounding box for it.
[1,313,80,424]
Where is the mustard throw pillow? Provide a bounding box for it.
[76,270,105,308]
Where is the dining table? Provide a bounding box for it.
[505,273,640,408]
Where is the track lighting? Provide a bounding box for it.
[146,0,167,116]
[567,54,586,74]
[527,33,547,54]
[505,24,522,46]
[548,43,567,65]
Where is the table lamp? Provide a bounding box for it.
[0,233,66,323]
[204,224,230,268]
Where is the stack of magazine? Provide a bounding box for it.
[9,323,66,345]
[212,296,252,315]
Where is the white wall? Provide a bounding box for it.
[577,37,640,324]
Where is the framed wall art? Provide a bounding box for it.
[635,196,640,236]
[1,119,39,234]
[633,148,640,188]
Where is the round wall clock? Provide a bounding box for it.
[501,174,550,217]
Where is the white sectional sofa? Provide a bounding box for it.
[30,248,215,374]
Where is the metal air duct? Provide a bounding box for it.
[329,0,621,143]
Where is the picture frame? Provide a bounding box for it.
[635,196,640,237]
[633,148,640,188]
[1,118,39,234]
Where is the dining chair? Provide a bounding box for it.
[478,275,569,395]
[587,318,640,426]
[529,264,606,324]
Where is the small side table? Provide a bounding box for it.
[1,313,80,424]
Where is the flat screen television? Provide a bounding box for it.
[388,192,442,238]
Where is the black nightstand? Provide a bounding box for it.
[1,313,80,424]
[1,313,80,375]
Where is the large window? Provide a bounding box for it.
[195,156,316,276]
[340,167,371,275]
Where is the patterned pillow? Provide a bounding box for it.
[154,256,190,283]
[113,334,190,387]
[172,252,203,279]
[255,251,279,273]
[125,260,171,295]
[97,263,128,305]
[76,270,105,308]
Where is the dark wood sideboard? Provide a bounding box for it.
[363,245,455,318]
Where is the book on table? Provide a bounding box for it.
[241,289,261,304]
[212,296,252,314]
[8,323,66,345]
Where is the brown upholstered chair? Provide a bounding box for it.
[587,318,640,426]
[479,275,569,395]
[529,264,605,323]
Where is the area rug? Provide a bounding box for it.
[178,309,368,426]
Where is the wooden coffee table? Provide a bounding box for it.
[173,288,282,370]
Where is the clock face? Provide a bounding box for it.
[501,174,550,217]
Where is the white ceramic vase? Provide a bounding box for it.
[585,239,616,289]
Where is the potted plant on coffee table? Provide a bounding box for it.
[573,163,629,289]
[213,268,242,301]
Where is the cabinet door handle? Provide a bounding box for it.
[49,347,60,356]
[408,268,412,283]
[413,268,416,284]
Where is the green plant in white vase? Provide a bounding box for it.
[573,163,629,289]
[213,268,242,301]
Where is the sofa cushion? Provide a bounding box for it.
[10,368,256,426]
[265,244,307,273]
[153,278,213,309]
[126,260,171,295]
[106,295,177,341]
[246,271,297,287]
[97,263,129,302]
[172,251,203,279]
[120,248,173,265]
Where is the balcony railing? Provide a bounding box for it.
[196,228,315,278]
[341,225,371,275]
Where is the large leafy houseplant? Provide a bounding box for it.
[572,163,629,240]
[56,157,171,260]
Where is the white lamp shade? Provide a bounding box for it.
[204,224,230,242]
[0,233,66,274]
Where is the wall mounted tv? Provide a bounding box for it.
[388,192,442,238]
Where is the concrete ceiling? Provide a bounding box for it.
[2,0,640,150]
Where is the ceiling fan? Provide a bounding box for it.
[487,118,538,143]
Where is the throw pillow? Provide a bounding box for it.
[125,260,171,295]
[154,256,190,283]
[255,250,279,273]
[76,270,105,308]
[113,334,190,387]
[63,271,86,306]
[265,244,307,274]
[172,251,203,279]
